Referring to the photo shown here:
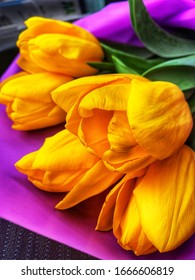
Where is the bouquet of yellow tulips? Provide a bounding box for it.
[0,0,194,257]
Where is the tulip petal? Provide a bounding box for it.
[128,79,193,159]
[52,74,145,113]
[17,17,104,77]
[20,16,100,45]
[17,56,44,74]
[0,72,72,130]
[78,84,131,115]
[28,169,86,192]
[113,178,156,255]
[96,171,145,231]
[0,72,27,104]
[15,129,99,192]
[96,174,133,231]
[96,181,122,231]
[29,47,100,77]
[9,101,66,130]
[32,129,98,171]
[103,146,156,173]
[78,109,112,157]
[29,33,103,60]
[108,111,137,151]
[55,160,123,210]
[134,145,195,252]
[0,72,72,102]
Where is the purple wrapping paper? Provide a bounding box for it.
[75,0,195,46]
[0,0,195,260]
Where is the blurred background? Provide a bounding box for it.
[0,0,125,75]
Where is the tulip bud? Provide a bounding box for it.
[17,17,104,78]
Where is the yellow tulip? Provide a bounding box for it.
[15,129,123,208]
[52,74,192,174]
[0,71,72,130]
[96,145,195,255]
[15,129,99,192]
[17,17,104,77]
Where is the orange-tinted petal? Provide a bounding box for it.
[107,111,137,151]
[78,109,112,157]
[128,79,193,159]
[134,145,195,252]
[96,170,146,231]
[52,74,146,114]
[96,182,122,231]
[103,146,156,173]
[55,160,123,209]
[0,72,27,104]
[9,100,66,130]
[0,72,72,130]
[15,129,99,192]
[113,178,156,255]
[17,17,104,77]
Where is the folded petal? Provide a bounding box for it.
[0,72,72,102]
[96,171,146,231]
[15,129,99,192]
[78,84,131,116]
[8,99,66,130]
[0,72,27,104]
[103,146,156,173]
[19,16,100,45]
[112,177,156,255]
[26,33,103,77]
[128,79,193,159]
[134,145,195,252]
[104,110,157,172]
[107,111,137,151]
[52,74,146,113]
[33,129,98,171]
[55,160,123,210]
[78,109,112,157]
[96,181,122,231]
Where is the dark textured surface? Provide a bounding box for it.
[0,218,98,260]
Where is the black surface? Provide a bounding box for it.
[0,47,19,76]
[0,218,98,260]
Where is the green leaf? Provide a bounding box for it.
[112,55,139,74]
[115,55,165,74]
[184,89,195,101]
[88,61,115,72]
[101,42,165,74]
[129,0,195,58]
[143,55,195,90]
[186,94,195,150]
[144,55,195,72]
[144,66,195,91]
[188,94,195,114]
[186,113,195,150]
[101,42,153,64]
[100,40,153,58]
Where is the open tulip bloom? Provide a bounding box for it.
[15,73,194,255]
[1,0,195,258]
